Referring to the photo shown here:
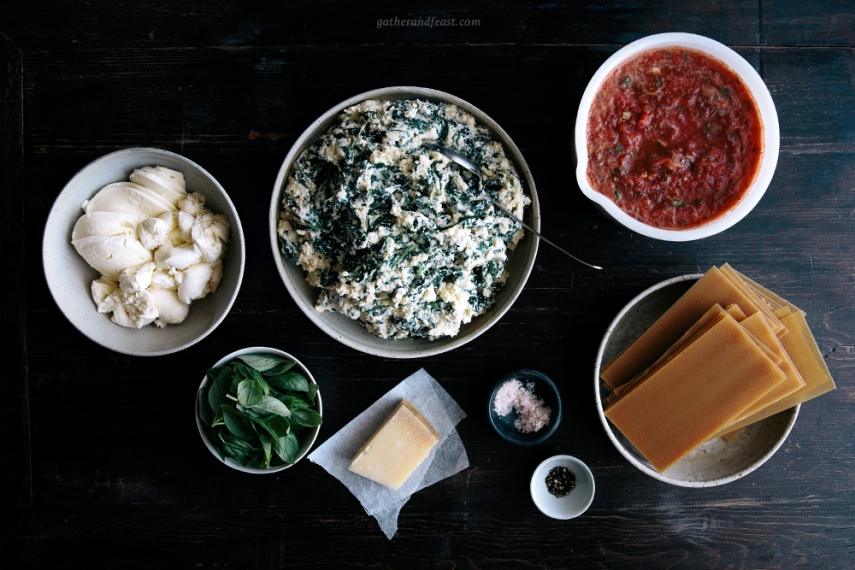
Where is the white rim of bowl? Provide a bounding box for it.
[43,147,246,356]
[593,274,800,487]
[268,86,540,358]
[575,33,780,241]
[195,346,322,474]
[530,454,595,519]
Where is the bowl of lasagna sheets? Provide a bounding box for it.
[594,265,836,487]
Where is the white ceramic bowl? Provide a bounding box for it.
[530,455,595,520]
[594,274,799,487]
[43,148,245,356]
[575,33,780,241]
[269,86,540,358]
[195,346,322,474]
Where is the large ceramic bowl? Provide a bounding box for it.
[269,86,540,358]
[195,346,322,474]
[43,148,245,356]
[594,274,799,487]
[575,33,780,241]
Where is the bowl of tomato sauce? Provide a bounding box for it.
[575,33,779,241]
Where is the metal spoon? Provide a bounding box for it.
[422,142,603,270]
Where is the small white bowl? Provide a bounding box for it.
[594,274,799,487]
[269,86,540,359]
[195,346,323,474]
[575,33,780,241]
[530,455,595,520]
[42,148,245,356]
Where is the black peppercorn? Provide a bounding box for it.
[545,466,576,498]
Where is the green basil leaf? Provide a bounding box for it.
[221,441,247,463]
[276,432,300,464]
[221,404,256,439]
[242,405,264,418]
[202,423,222,459]
[198,387,212,425]
[284,432,300,463]
[245,447,266,468]
[236,354,287,373]
[247,414,280,442]
[291,407,322,428]
[262,359,296,376]
[257,375,270,396]
[267,415,291,438]
[219,433,258,466]
[238,364,269,389]
[271,440,286,464]
[234,362,254,380]
[207,367,232,412]
[282,394,312,410]
[237,379,264,407]
[250,395,291,417]
[307,382,319,404]
[206,366,228,383]
[219,432,257,452]
[259,433,273,468]
[267,371,309,392]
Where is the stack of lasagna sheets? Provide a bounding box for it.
[602,264,836,472]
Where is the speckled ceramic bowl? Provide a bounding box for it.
[594,274,799,487]
[269,86,539,359]
[43,148,245,356]
[575,33,780,241]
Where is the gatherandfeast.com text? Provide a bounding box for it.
[377,16,481,29]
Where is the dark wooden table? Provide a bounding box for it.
[2,2,854,568]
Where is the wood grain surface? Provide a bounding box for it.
[1,2,854,568]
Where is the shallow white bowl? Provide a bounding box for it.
[269,86,540,359]
[594,274,799,487]
[195,346,322,474]
[530,455,595,520]
[43,148,245,356]
[575,33,780,241]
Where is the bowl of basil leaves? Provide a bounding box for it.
[195,347,323,473]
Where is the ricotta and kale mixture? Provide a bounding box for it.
[277,99,529,340]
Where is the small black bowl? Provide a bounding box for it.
[488,369,562,446]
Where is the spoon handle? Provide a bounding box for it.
[482,194,603,271]
[424,142,603,270]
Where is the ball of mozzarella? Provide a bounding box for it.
[71,166,229,328]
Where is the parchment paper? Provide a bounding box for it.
[308,368,468,539]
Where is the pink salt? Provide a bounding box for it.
[493,379,552,433]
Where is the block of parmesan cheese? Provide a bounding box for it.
[348,399,439,491]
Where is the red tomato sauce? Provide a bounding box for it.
[586,47,763,230]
